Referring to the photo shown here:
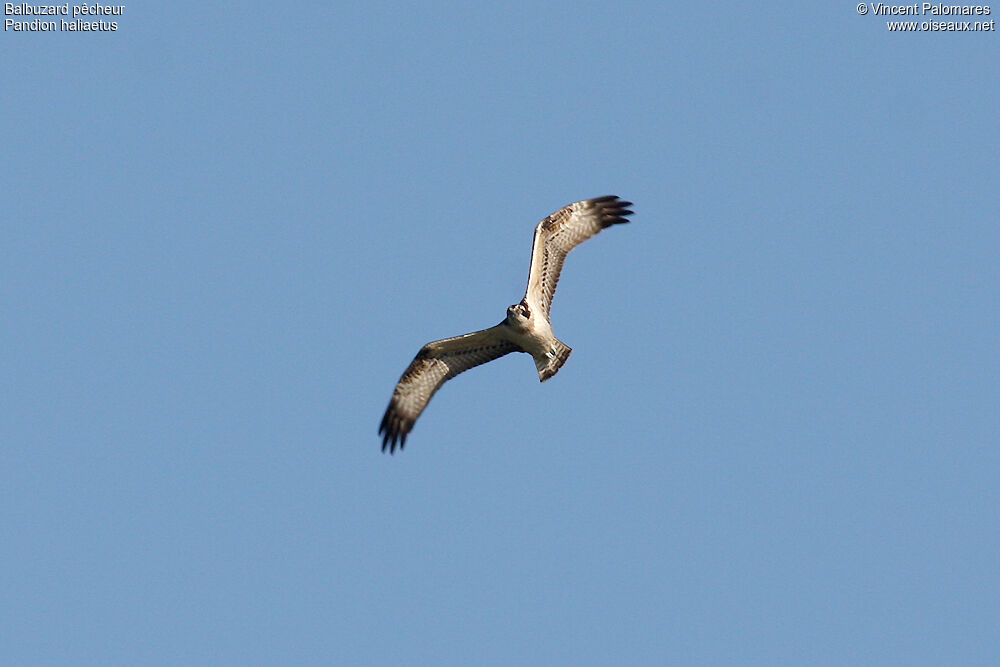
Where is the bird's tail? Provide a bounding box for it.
[535,340,572,382]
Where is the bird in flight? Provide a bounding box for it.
[379,195,634,453]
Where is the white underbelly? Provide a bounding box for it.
[519,321,556,357]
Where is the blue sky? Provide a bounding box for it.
[3,2,998,664]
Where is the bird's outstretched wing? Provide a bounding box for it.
[379,324,520,453]
[524,196,634,319]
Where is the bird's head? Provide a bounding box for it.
[506,299,531,329]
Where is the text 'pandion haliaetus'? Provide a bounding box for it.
[379,196,634,453]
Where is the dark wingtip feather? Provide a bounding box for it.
[592,195,635,228]
[378,405,413,454]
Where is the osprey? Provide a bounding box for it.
[379,195,634,453]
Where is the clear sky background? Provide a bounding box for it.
[3,3,998,665]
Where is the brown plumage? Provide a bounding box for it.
[379,196,634,453]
